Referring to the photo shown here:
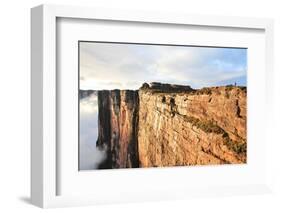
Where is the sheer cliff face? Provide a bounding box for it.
[96,90,139,169]
[95,84,247,169]
[138,86,246,167]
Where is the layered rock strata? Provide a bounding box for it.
[96,90,139,169]
[93,83,247,169]
[138,85,246,167]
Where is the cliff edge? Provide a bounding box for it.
[96,90,139,169]
[93,82,247,169]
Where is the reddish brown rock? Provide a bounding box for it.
[138,85,247,167]
[95,83,247,169]
[96,90,139,169]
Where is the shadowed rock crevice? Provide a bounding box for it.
[96,90,112,169]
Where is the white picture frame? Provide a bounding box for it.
[31,4,274,208]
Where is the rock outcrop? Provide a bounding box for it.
[96,90,139,169]
[138,85,246,167]
[91,83,247,169]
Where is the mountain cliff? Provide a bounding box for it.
[138,85,246,167]
[90,83,247,169]
[96,90,139,169]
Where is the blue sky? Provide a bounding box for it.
[80,42,247,90]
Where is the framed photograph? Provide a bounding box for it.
[31,4,274,208]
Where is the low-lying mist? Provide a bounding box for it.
[79,93,106,170]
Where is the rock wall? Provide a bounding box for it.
[94,83,247,169]
[96,90,139,169]
[138,86,247,167]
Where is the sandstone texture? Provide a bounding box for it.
[96,90,139,169]
[90,82,247,169]
[138,85,247,167]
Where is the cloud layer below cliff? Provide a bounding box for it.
[80,42,247,90]
[79,94,106,170]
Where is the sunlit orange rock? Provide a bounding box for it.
[95,83,247,169]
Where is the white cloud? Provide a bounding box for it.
[79,42,247,89]
[79,94,106,170]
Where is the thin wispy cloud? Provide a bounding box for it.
[80,42,247,90]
